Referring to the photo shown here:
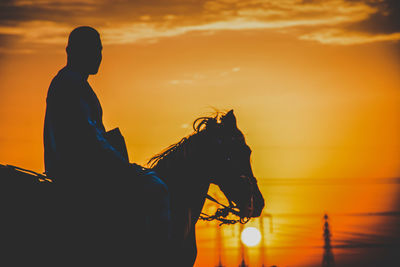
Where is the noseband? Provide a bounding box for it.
[200,174,257,225]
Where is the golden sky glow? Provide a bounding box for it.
[0,0,399,266]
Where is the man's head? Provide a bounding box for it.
[66,26,102,75]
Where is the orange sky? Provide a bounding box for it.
[0,0,399,266]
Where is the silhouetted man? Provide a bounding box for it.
[44,26,130,183]
[43,26,171,266]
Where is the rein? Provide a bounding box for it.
[200,194,250,225]
[6,165,53,183]
[199,174,257,225]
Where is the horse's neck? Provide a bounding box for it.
[154,157,211,228]
[156,163,210,210]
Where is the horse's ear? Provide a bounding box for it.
[221,110,237,128]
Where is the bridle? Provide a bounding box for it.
[199,174,257,225]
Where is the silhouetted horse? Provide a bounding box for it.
[0,110,264,267]
[149,110,265,266]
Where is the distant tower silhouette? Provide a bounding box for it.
[215,222,225,267]
[322,214,335,267]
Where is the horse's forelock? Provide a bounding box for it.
[192,115,220,133]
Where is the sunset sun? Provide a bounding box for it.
[241,227,262,247]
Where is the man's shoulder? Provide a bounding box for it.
[52,67,86,87]
[47,67,84,101]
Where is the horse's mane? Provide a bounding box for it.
[147,112,224,168]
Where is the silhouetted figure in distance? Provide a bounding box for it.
[43,26,171,266]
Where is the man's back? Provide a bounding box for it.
[44,66,128,185]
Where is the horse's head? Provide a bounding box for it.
[196,110,265,219]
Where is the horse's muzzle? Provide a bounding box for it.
[240,194,255,218]
[239,175,264,218]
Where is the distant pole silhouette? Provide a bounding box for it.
[322,214,335,267]
[260,216,266,267]
[238,223,248,267]
[215,221,225,267]
[259,213,273,266]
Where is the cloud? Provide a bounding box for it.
[0,0,398,52]
[220,66,241,76]
[0,0,100,24]
[168,67,240,85]
[168,79,194,85]
[348,0,400,34]
[300,28,400,45]
[0,20,70,44]
[232,67,240,72]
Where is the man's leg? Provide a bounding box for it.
[132,166,172,265]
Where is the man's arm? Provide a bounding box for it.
[48,78,130,173]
